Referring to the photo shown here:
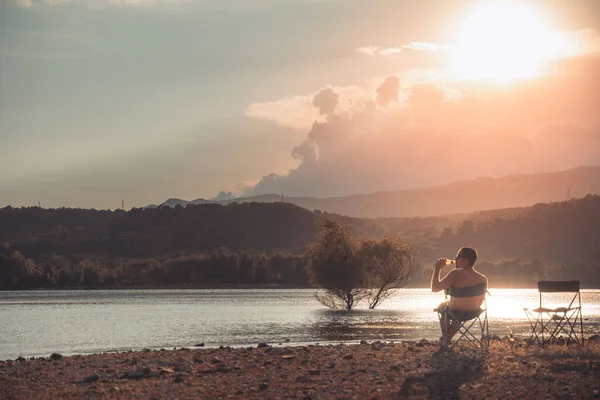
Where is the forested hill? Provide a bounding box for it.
[421,195,600,287]
[0,203,319,258]
[1,195,600,288]
[2,196,600,262]
[0,202,465,259]
[426,194,600,263]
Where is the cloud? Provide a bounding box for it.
[357,29,600,60]
[209,191,235,201]
[312,86,339,115]
[292,139,318,163]
[244,70,449,131]
[402,42,452,52]
[377,47,403,56]
[245,84,371,130]
[212,180,260,199]
[242,55,600,198]
[357,46,402,56]
[356,46,379,56]
[375,76,400,107]
[357,42,451,56]
[245,95,319,130]
[243,70,453,131]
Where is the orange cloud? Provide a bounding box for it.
[242,55,600,198]
[245,84,371,130]
[357,42,452,56]
[245,95,318,130]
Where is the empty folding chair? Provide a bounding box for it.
[524,280,584,346]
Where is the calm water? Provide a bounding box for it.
[1,289,599,360]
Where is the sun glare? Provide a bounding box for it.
[452,1,573,82]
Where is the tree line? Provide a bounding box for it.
[0,218,416,311]
[423,194,600,287]
[0,202,451,259]
[0,248,308,290]
[2,195,600,289]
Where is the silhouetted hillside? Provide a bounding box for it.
[0,206,124,245]
[2,195,600,289]
[0,203,320,259]
[0,203,461,259]
[420,194,600,287]
[158,166,600,218]
[109,202,319,256]
[430,195,600,262]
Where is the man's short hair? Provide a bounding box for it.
[458,247,478,266]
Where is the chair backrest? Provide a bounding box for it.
[537,280,581,310]
[538,280,580,293]
[447,282,487,297]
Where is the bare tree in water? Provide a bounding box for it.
[305,219,368,310]
[360,236,415,309]
[305,218,414,310]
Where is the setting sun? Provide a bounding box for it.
[2,0,600,397]
[452,1,572,81]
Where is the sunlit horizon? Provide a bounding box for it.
[1,0,600,209]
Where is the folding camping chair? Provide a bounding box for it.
[524,280,584,346]
[435,282,490,351]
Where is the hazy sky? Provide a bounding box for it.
[1,0,600,209]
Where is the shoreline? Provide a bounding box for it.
[6,285,600,291]
[2,340,599,399]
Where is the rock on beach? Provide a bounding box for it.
[1,341,599,399]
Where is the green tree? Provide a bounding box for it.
[360,236,415,309]
[305,219,368,310]
[0,251,37,289]
[306,219,416,309]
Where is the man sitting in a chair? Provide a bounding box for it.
[431,247,488,347]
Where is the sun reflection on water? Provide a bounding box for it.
[1,289,599,359]
[381,288,600,321]
[307,288,599,344]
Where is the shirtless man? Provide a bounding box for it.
[431,247,488,344]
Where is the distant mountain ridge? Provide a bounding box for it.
[155,166,600,218]
[4,194,600,289]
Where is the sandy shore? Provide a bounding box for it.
[1,339,600,399]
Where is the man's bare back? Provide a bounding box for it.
[446,267,487,311]
[431,247,488,311]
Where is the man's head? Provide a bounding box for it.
[455,247,477,268]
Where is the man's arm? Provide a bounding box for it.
[484,276,489,295]
[431,259,455,292]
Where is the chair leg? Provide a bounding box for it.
[524,310,543,346]
[580,309,584,346]
[438,310,489,352]
[580,309,585,346]
[451,318,486,351]
[437,312,449,348]
[557,310,583,345]
[481,315,490,351]
[561,312,578,344]
[541,312,545,347]
[525,288,585,347]
[531,309,584,346]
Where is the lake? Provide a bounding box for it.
[1,288,599,360]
